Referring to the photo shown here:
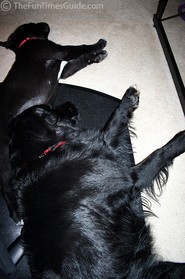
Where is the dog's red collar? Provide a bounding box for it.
[18,37,44,49]
[38,140,67,159]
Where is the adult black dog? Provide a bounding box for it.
[8,87,185,278]
[0,22,107,217]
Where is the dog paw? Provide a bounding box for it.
[97,39,107,49]
[123,86,140,110]
[88,50,108,64]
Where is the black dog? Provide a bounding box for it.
[8,87,185,278]
[0,22,107,217]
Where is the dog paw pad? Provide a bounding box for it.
[88,50,108,64]
[124,86,140,110]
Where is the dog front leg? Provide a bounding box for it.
[102,87,139,156]
[132,131,185,195]
[60,50,107,79]
[61,39,107,60]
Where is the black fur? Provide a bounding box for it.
[0,22,107,217]
[8,87,185,278]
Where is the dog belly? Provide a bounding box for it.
[58,61,68,80]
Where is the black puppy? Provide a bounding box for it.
[8,87,185,278]
[0,22,107,217]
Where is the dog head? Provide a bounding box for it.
[0,22,50,52]
[8,102,78,170]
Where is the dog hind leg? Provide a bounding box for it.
[145,261,185,279]
[132,131,185,195]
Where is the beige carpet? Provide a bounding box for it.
[0,0,185,263]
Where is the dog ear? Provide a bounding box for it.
[0,34,15,49]
[0,41,9,49]
[36,22,50,38]
[54,102,78,124]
